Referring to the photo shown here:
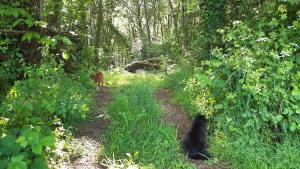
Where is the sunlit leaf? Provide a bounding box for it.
[62,51,70,60]
[32,144,43,155]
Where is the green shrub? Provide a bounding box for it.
[164,2,300,168]
[1,63,92,127]
[197,2,300,132]
[0,125,54,169]
[0,63,93,168]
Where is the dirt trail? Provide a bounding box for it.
[69,86,112,169]
[155,89,229,169]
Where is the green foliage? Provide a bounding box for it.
[0,126,52,169]
[0,3,35,84]
[212,134,300,169]
[102,74,192,168]
[0,62,93,168]
[148,39,181,59]
[165,1,300,168]
[1,63,92,126]
[194,0,227,57]
[200,2,300,132]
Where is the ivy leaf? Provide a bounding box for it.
[22,32,40,41]
[292,88,300,100]
[7,155,27,169]
[16,136,27,147]
[11,8,19,18]
[32,143,43,155]
[0,135,22,156]
[40,136,55,147]
[23,130,39,145]
[12,18,23,28]
[62,51,70,60]
[22,32,33,41]
[25,18,34,28]
[61,37,72,45]
[280,14,287,20]
[214,104,224,110]
[290,122,297,132]
[0,159,9,169]
[49,39,57,48]
[30,157,48,169]
[265,3,275,14]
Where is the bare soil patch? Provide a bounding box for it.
[155,89,229,169]
[68,86,112,169]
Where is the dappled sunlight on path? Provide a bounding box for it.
[68,87,112,169]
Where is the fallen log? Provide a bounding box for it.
[124,58,161,73]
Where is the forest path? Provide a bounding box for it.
[155,88,229,169]
[69,86,112,169]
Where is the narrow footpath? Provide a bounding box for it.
[155,89,229,169]
[69,86,112,169]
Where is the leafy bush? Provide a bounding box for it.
[1,63,92,126]
[0,125,54,169]
[194,3,300,132]
[0,63,93,168]
[0,3,35,84]
[165,2,300,168]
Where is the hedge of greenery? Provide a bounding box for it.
[0,63,93,169]
[165,2,300,168]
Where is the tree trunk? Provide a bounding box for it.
[168,0,179,40]
[39,0,43,20]
[94,0,104,69]
[48,0,63,30]
[181,0,188,54]
[135,0,147,58]
[79,1,88,46]
[143,0,151,43]
[152,0,158,37]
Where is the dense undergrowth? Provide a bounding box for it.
[0,61,94,169]
[163,2,300,169]
[165,65,300,169]
[100,73,193,169]
[1,0,300,168]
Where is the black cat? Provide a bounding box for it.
[182,114,211,160]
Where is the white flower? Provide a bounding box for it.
[290,43,299,48]
[233,20,242,25]
[280,50,291,57]
[256,37,270,42]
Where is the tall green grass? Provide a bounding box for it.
[101,74,193,168]
[212,133,300,169]
[163,67,197,116]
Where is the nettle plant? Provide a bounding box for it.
[1,63,91,126]
[0,62,92,168]
[189,3,300,132]
[0,125,54,169]
[0,4,31,82]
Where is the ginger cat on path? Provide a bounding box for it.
[91,71,104,86]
